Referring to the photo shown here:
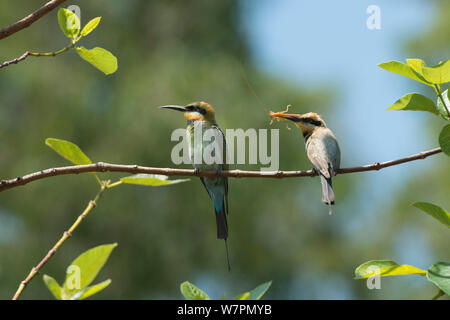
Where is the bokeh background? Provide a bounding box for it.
[0,0,449,299]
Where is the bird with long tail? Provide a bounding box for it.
[270,106,341,214]
[160,101,231,270]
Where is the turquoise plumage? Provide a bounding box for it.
[160,101,230,270]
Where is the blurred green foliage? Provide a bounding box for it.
[0,0,449,300]
[180,280,271,300]
[406,0,450,60]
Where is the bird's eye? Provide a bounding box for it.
[185,105,207,114]
[304,118,322,126]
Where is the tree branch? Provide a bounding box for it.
[0,51,31,69]
[0,44,74,70]
[12,183,107,300]
[0,0,68,40]
[0,147,442,193]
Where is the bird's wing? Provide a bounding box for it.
[213,125,229,215]
[323,132,341,175]
[210,125,227,169]
[199,177,213,200]
[306,138,331,179]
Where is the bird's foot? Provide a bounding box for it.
[193,168,201,175]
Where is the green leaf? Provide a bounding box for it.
[57,8,80,38]
[386,93,438,114]
[439,124,450,156]
[76,47,118,75]
[437,89,450,120]
[71,279,112,300]
[233,292,250,300]
[354,260,426,279]
[81,17,101,37]
[45,138,100,184]
[427,262,450,296]
[63,243,117,296]
[406,58,426,74]
[379,61,431,86]
[45,138,92,165]
[248,281,272,300]
[180,281,210,300]
[120,174,189,186]
[43,274,62,300]
[413,202,450,227]
[421,60,450,84]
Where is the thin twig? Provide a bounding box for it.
[0,147,442,193]
[0,0,68,40]
[0,51,30,69]
[0,44,74,70]
[12,184,107,300]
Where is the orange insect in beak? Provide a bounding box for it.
[270,111,302,122]
[269,105,303,124]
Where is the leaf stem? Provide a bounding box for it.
[12,184,107,300]
[431,289,445,300]
[106,181,123,189]
[93,173,103,187]
[434,84,450,118]
[28,43,74,57]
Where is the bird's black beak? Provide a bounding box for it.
[283,115,302,122]
[271,113,302,122]
[159,105,188,112]
[270,110,304,122]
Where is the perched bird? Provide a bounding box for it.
[271,110,341,214]
[160,101,230,269]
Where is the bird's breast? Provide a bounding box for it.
[306,128,341,169]
[186,121,225,170]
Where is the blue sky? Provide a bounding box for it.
[240,0,436,161]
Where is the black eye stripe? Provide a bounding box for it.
[303,118,323,126]
[187,106,207,115]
